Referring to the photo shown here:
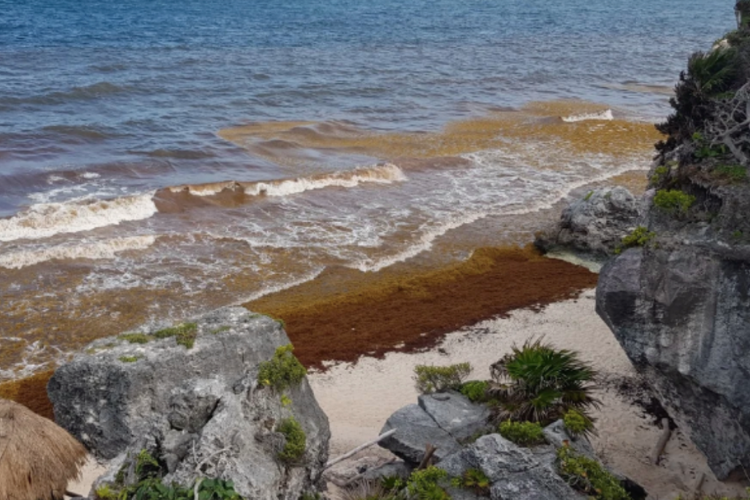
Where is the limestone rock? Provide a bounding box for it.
[438,434,583,500]
[597,242,750,479]
[47,307,330,500]
[536,186,640,257]
[378,404,461,464]
[418,392,491,442]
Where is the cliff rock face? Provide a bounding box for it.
[597,240,750,480]
[48,307,330,500]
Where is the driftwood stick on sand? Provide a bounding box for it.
[650,418,672,465]
[689,472,706,500]
[324,428,397,470]
[416,444,437,471]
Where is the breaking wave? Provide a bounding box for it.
[562,109,614,122]
[170,163,406,198]
[0,235,156,269]
[0,194,157,242]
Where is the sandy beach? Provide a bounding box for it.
[309,289,748,499]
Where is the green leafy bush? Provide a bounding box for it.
[459,380,490,403]
[563,408,595,438]
[488,339,599,425]
[153,322,198,349]
[277,417,306,464]
[557,445,630,500]
[413,363,472,394]
[93,450,243,500]
[653,189,696,215]
[499,420,546,446]
[650,165,670,184]
[615,226,656,254]
[715,164,747,182]
[257,344,307,391]
[451,468,490,496]
[406,466,450,500]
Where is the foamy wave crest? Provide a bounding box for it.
[173,163,407,198]
[0,194,157,242]
[562,109,614,123]
[0,235,156,269]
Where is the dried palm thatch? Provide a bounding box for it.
[0,398,87,500]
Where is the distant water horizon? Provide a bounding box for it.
[0,0,735,379]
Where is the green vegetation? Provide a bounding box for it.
[118,355,141,363]
[693,132,730,159]
[406,467,450,500]
[413,363,472,394]
[277,417,306,464]
[614,226,656,254]
[557,445,630,500]
[650,165,670,184]
[257,344,307,392]
[94,450,242,500]
[211,325,232,335]
[654,189,696,215]
[715,164,747,182]
[688,48,738,96]
[280,394,292,407]
[563,408,595,438]
[583,191,594,201]
[498,420,546,446]
[119,333,151,345]
[153,322,198,349]
[733,230,744,239]
[488,339,599,426]
[451,468,490,496]
[459,380,490,403]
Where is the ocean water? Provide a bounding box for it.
[0,0,735,378]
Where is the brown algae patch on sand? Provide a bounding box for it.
[244,245,598,370]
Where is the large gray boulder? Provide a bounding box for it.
[438,434,583,500]
[378,403,461,464]
[536,186,641,257]
[47,307,330,500]
[418,392,492,442]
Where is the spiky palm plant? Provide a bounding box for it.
[688,48,738,95]
[488,339,600,426]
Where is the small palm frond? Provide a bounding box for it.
[688,48,738,95]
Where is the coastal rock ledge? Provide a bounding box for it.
[597,244,750,480]
[47,307,330,500]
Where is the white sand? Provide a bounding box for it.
[309,289,748,499]
[66,457,107,498]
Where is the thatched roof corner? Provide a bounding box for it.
[0,399,87,500]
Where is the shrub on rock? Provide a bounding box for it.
[413,363,472,394]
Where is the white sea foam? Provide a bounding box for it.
[0,235,156,269]
[0,193,157,242]
[171,163,406,198]
[80,171,101,179]
[562,109,614,122]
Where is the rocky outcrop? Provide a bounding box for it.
[47,307,330,500]
[535,186,641,258]
[438,434,583,500]
[597,243,750,480]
